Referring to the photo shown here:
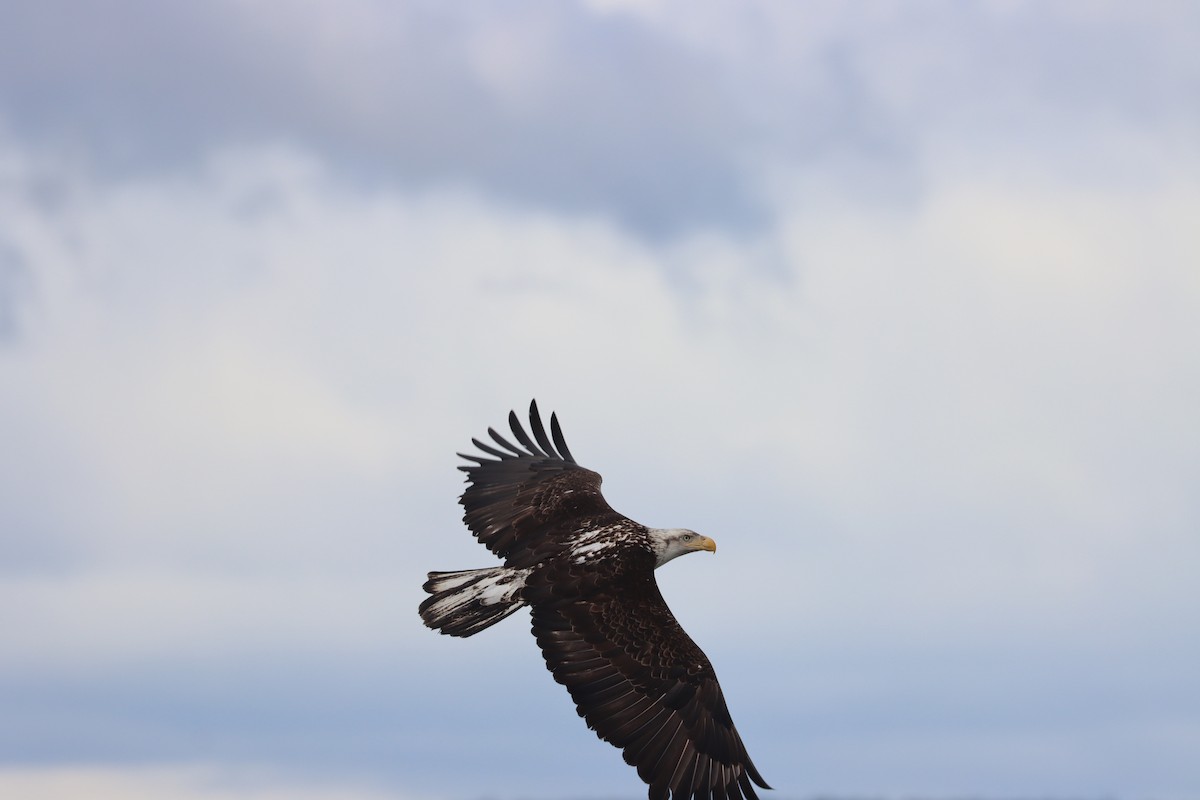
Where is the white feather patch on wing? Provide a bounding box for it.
[568,528,624,564]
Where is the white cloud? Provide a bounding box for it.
[0,117,1197,793]
[0,765,431,800]
[2,123,1197,631]
[0,569,404,675]
[2,3,1198,795]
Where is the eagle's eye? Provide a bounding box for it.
[680,533,694,541]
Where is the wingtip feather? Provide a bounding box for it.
[487,426,526,456]
[550,411,575,463]
[528,399,560,458]
[509,408,547,456]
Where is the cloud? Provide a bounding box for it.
[0,0,755,236]
[4,1,1195,238]
[0,765,431,800]
[1,115,1198,794]
[1,2,1198,795]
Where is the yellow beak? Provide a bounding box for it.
[695,536,717,553]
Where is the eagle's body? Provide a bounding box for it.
[419,402,769,800]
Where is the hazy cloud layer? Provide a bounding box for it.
[3,1,1196,237]
[2,2,1199,799]
[0,766,431,800]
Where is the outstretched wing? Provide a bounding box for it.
[531,572,770,800]
[457,400,623,568]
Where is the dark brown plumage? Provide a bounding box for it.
[419,401,770,800]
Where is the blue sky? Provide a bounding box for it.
[1,2,1198,799]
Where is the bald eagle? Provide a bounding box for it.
[419,401,770,800]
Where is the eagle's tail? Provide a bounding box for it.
[419,566,530,637]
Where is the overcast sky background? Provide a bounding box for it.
[1,2,1198,799]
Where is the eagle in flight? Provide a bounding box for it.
[419,401,770,800]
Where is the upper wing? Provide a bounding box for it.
[457,400,622,568]
[530,572,770,800]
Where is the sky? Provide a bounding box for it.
[1,1,1198,799]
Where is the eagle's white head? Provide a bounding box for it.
[647,527,717,568]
